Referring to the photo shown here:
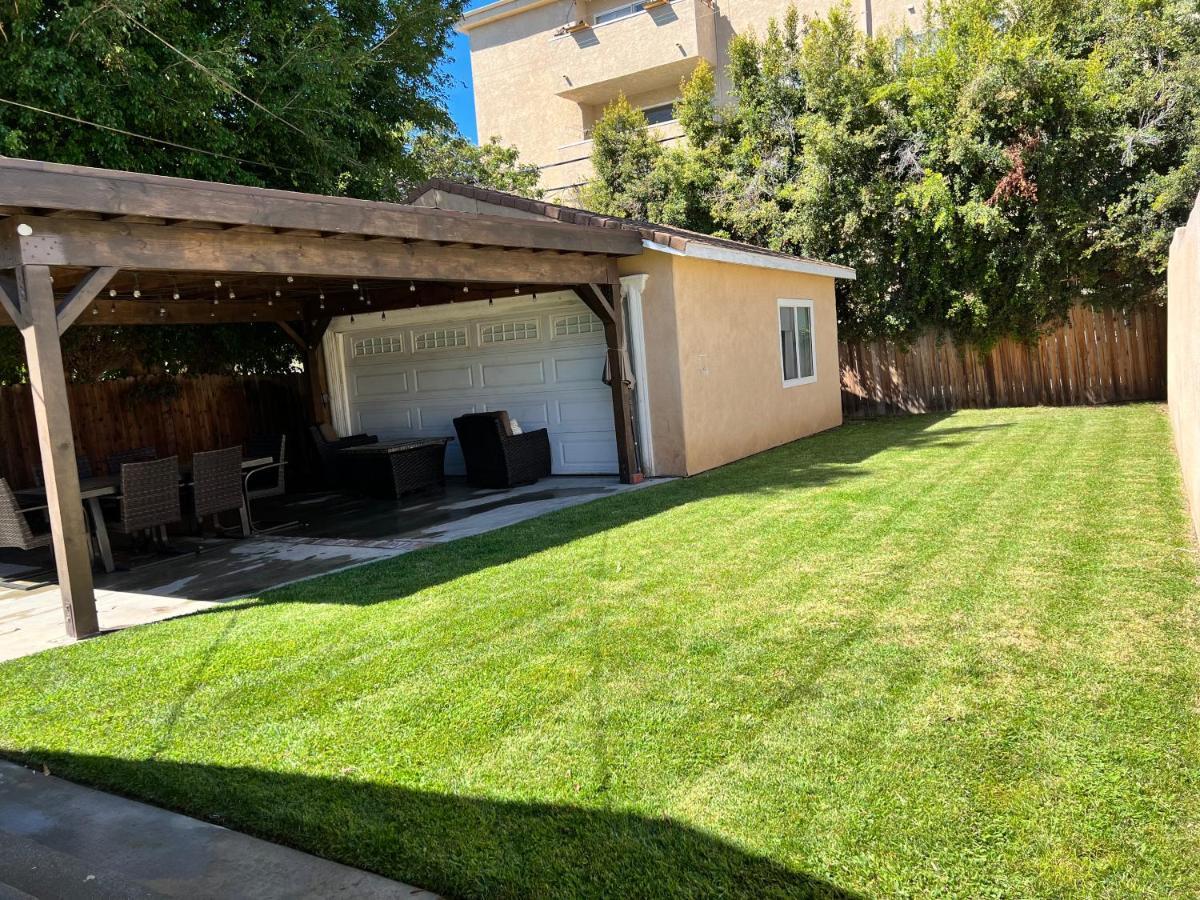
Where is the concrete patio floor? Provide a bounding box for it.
[0,476,652,662]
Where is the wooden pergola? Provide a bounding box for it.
[0,158,645,640]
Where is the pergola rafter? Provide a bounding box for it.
[0,158,645,641]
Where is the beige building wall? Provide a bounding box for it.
[1168,192,1200,538]
[619,252,841,476]
[461,0,927,200]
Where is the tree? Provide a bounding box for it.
[404,127,543,197]
[583,0,1200,346]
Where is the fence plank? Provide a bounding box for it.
[839,303,1167,417]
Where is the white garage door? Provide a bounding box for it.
[336,295,617,475]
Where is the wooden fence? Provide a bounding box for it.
[0,374,310,489]
[839,303,1168,417]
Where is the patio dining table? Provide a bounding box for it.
[18,456,272,574]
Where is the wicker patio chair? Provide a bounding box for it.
[106,446,157,474]
[107,456,182,543]
[0,477,52,552]
[191,447,250,537]
[309,424,378,484]
[453,411,552,489]
[243,434,287,501]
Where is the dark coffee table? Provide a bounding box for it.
[336,438,451,499]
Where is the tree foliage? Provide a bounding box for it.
[0,0,540,381]
[583,0,1200,345]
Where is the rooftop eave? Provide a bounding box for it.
[643,239,856,280]
[456,0,560,33]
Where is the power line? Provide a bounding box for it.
[0,96,321,177]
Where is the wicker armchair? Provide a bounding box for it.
[453,411,552,489]
[244,434,287,501]
[192,447,250,537]
[106,446,157,475]
[107,456,182,541]
[0,477,52,552]
[309,424,378,484]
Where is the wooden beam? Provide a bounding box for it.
[0,271,26,328]
[276,320,308,352]
[0,158,643,256]
[17,265,99,638]
[56,266,119,334]
[5,216,621,285]
[582,282,641,485]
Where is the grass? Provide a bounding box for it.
[2,405,1198,898]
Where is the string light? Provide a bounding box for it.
[462,283,469,293]
[132,273,142,299]
[109,289,117,298]
[171,277,181,301]
[286,275,294,283]
[214,279,222,288]
[514,286,521,295]
[409,282,416,292]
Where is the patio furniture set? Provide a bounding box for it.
[0,437,286,575]
[2,410,552,578]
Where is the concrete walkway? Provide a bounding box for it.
[0,760,436,899]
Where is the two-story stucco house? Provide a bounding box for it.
[457,0,926,199]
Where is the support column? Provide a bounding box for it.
[579,282,641,484]
[17,265,98,638]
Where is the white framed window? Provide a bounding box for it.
[594,0,649,25]
[480,320,539,344]
[413,326,467,351]
[353,336,402,357]
[553,312,605,336]
[778,299,817,386]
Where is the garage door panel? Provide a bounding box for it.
[554,356,604,384]
[480,360,546,388]
[558,432,619,469]
[413,366,474,392]
[356,406,413,433]
[557,396,612,427]
[354,371,409,398]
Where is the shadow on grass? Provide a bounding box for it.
[231,414,1010,610]
[9,750,863,900]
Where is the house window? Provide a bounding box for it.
[778,299,816,385]
[642,102,676,126]
[480,320,539,344]
[353,336,402,357]
[554,312,605,336]
[413,327,467,351]
[594,0,649,25]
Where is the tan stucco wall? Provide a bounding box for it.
[618,252,689,474]
[1168,193,1200,539]
[462,0,927,198]
[619,252,841,476]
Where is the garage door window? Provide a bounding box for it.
[480,320,538,344]
[554,313,605,336]
[413,327,468,351]
[779,299,816,386]
[353,336,402,357]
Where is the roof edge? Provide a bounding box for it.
[456,0,559,33]
[644,239,857,280]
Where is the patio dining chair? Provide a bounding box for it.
[106,446,157,474]
[191,446,250,537]
[453,411,551,489]
[0,477,52,553]
[31,455,93,487]
[106,456,182,545]
[243,434,287,501]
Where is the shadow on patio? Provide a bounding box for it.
[5,750,864,900]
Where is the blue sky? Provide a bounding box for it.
[440,3,488,142]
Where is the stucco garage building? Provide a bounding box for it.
[325,180,856,478]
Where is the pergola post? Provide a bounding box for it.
[578,282,641,484]
[16,264,99,638]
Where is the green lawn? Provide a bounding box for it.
[2,405,1198,898]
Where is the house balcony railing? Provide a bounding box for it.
[551,0,718,105]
